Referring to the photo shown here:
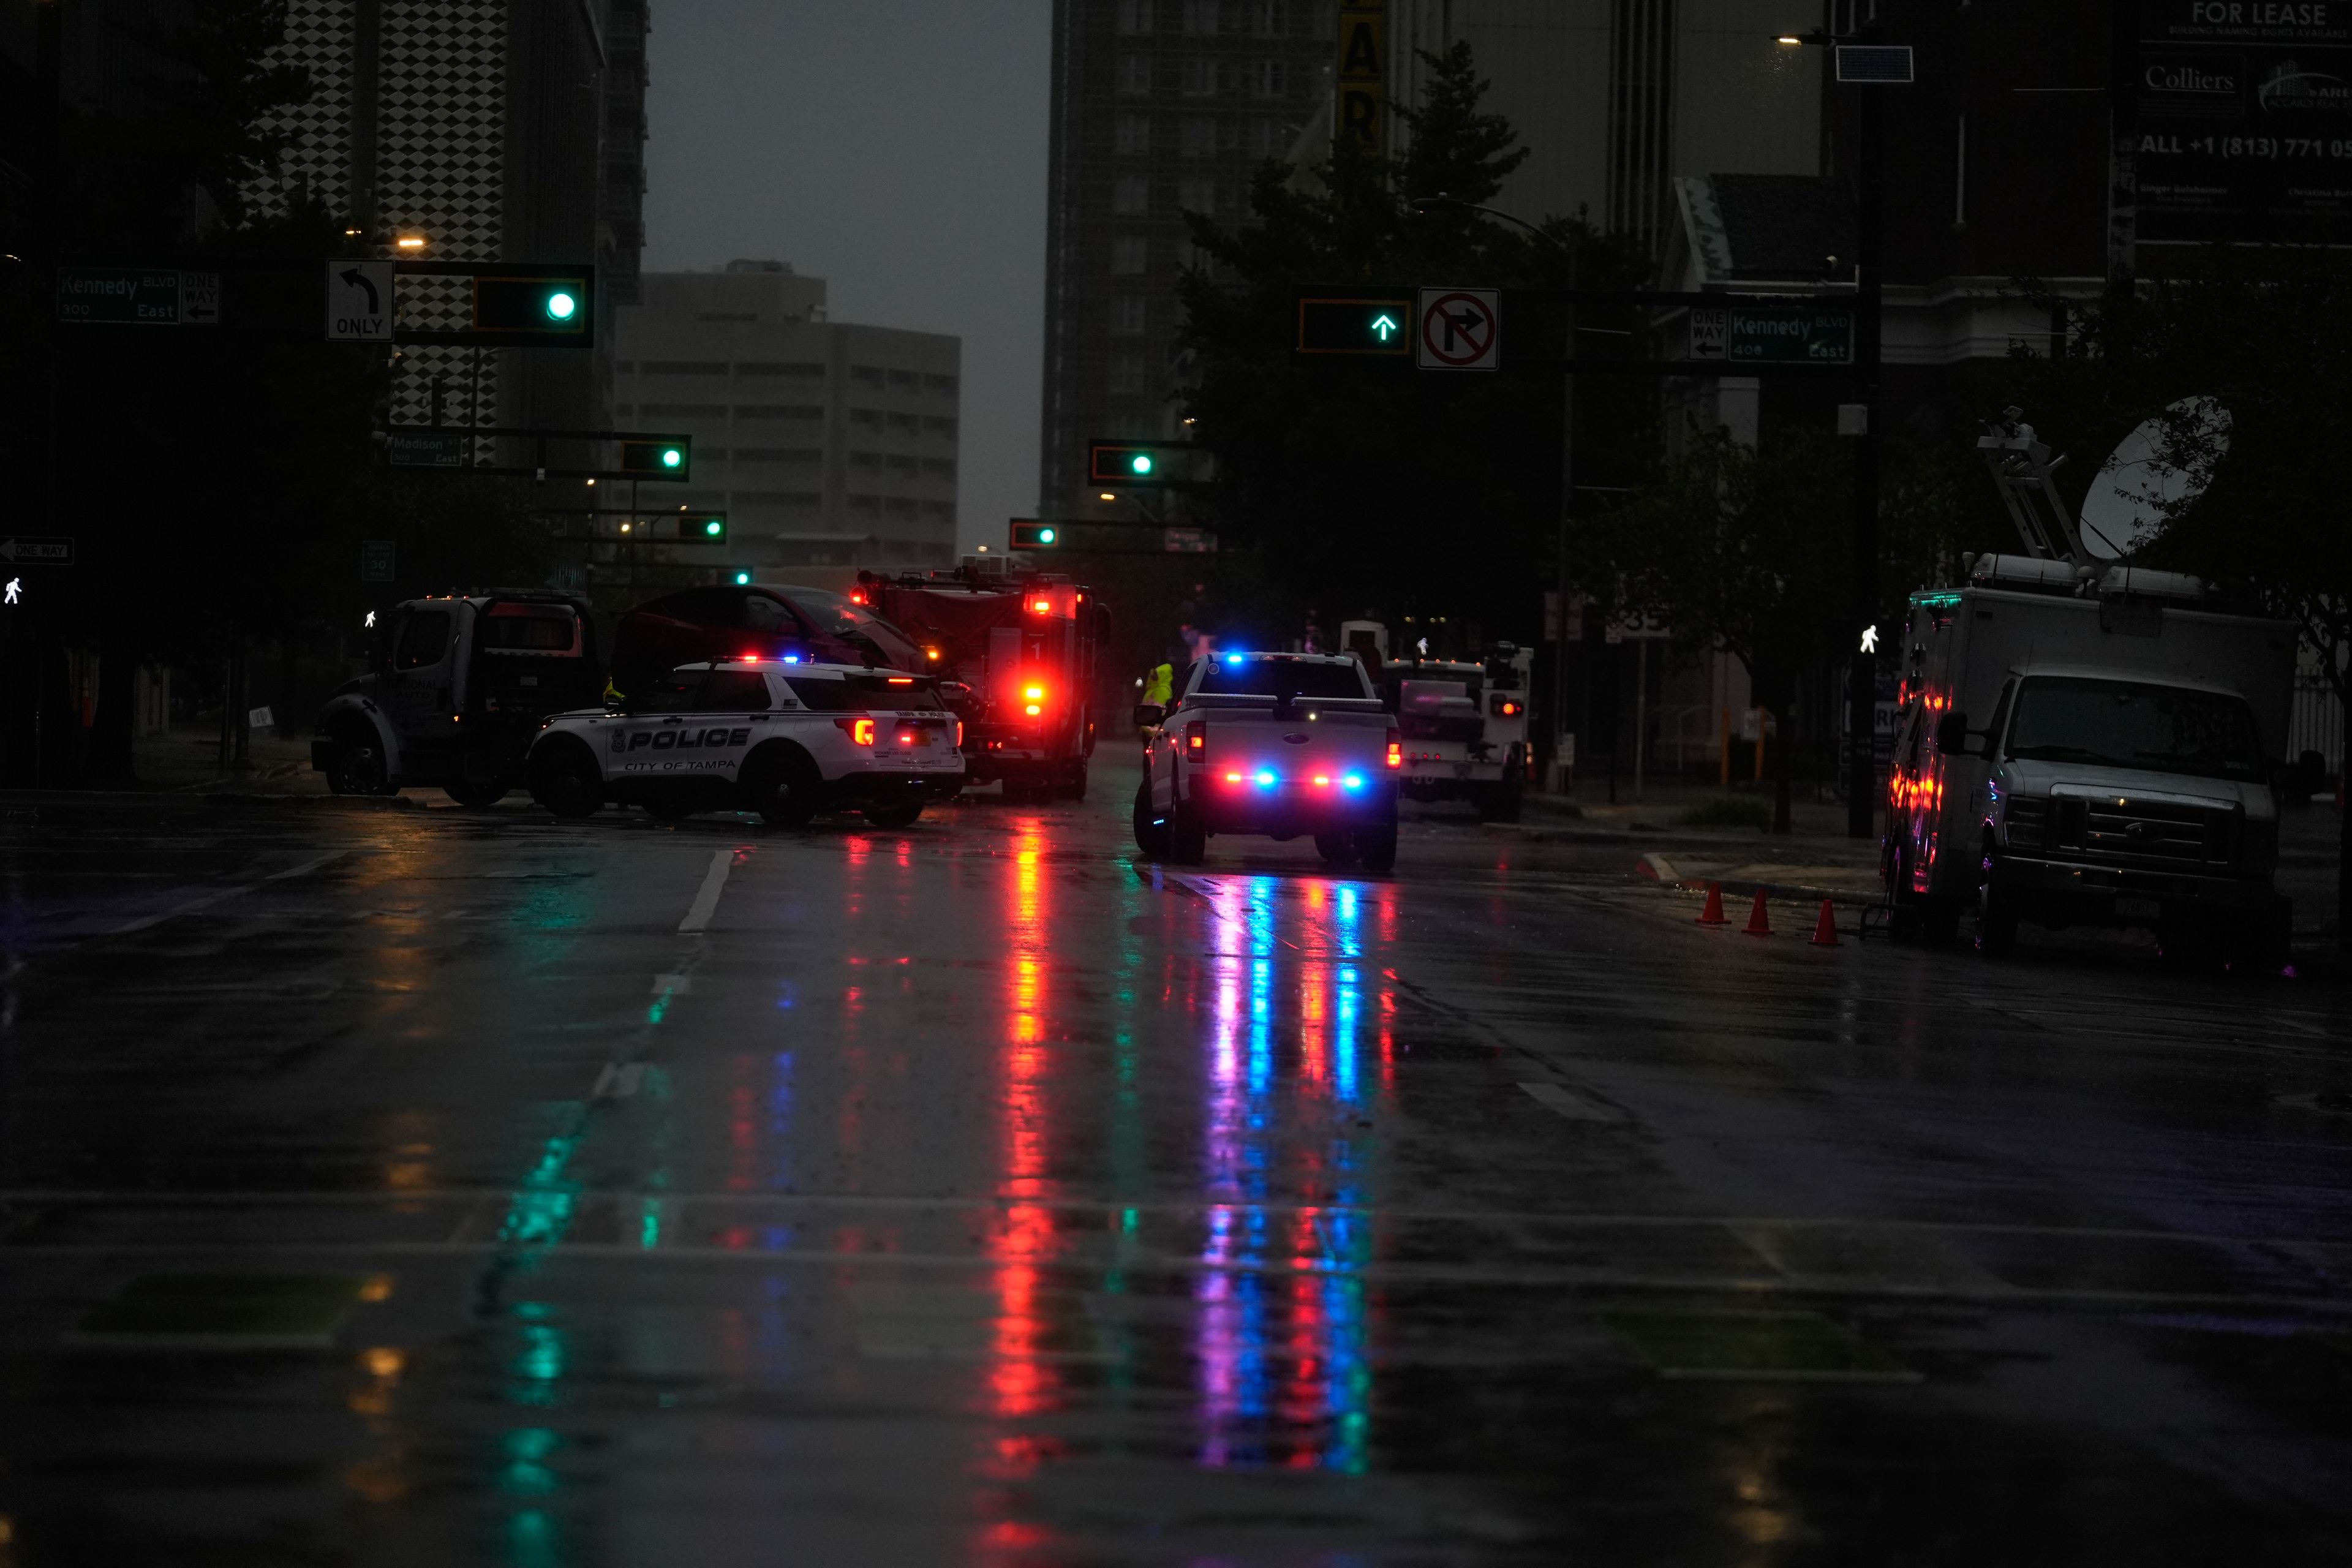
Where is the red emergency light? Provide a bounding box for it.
[1028,597,1053,616]
[1385,728,1403,770]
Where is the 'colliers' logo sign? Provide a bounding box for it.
[2148,61,2241,92]
[2259,59,2352,107]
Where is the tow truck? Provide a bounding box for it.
[853,564,1105,800]
[312,590,600,805]
[1376,645,1532,822]
[1134,651,1401,871]
[524,659,964,826]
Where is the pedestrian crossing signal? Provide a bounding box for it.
[1011,521,1060,550]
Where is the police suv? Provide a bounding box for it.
[525,659,963,827]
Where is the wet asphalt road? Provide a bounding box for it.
[2,776,2350,1567]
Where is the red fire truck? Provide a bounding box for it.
[853,564,1105,799]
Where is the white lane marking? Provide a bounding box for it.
[1518,1080,1616,1123]
[592,1063,647,1099]
[676,850,735,933]
[651,973,692,995]
[107,851,349,937]
[1638,851,1679,882]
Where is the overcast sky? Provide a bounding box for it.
[641,2,1052,554]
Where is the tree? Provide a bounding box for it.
[1581,429,1980,831]
[1176,43,1650,639]
[2006,249,2352,951]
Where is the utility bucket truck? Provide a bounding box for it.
[1883,413,2298,965]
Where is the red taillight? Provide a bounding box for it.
[835,717,876,745]
[1030,597,1052,616]
[850,590,868,605]
[955,720,964,748]
[1185,721,1207,762]
[1385,728,1403,770]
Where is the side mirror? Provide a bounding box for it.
[1132,703,1164,729]
[1935,710,1974,756]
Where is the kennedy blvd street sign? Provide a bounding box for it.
[0,536,75,566]
[57,269,186,325]
[1416,287,1500,371]
[326,260,394,341]
[387,430,469,467]
[1688,304,1853,365]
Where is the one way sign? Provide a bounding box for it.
[325,260,394,342]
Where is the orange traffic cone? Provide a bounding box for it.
[1696,881,1727,925]
[1810,900,1841,947]
[1743,890,1772,937]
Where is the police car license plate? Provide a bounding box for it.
[2116,897,2162,921]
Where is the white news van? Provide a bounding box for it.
[1884,556,2297,963]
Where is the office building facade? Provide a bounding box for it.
[1040,0,1335,522]
[613,263,962,571]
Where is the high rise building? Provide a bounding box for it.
[612,263,962,571]
[249,0,647,431]
[1039,0,1335,523]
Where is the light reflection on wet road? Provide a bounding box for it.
[0,783,2349,1564]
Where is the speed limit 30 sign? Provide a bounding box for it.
[1416,287,1500,371]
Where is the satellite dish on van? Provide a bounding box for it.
[2076,396,2230,560]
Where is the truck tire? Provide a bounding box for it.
[1058,760,1089,801]
[444,748,510,809]
[1476,771,1523,824]
[527,739,603,819]
[1132,781,1170,859]
[1354,822,1398,874]
[744,745,823,827]
[323,724,392,797]
[1313,831,1358,867]
[862,799,924,829]
[1169,797,1207,865]
[1975,885,2019,957]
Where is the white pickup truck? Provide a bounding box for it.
[1133,652,1401,871]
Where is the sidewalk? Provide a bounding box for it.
[130,725,333,797]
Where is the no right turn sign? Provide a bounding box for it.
[1415,287,1501,371]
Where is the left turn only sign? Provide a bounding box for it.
[326,260,394,342]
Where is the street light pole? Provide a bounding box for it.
[1408,195,1578,790]
[1846,81,1885,840]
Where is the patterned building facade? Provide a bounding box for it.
[252,0,646,432]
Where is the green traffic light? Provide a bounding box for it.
[733,570,752,586]
[1038,527,1057,544]
[1370,311,1400,341]
[1129,453,1153,475]
[703,518,722,535]
[546,291,578,322]
[662,448,682,469]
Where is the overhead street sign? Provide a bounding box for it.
[387,430,469,467]
[1416,287,1500,371]
[56,268,186,325]
[326,260,394,341]
[0,536,75,566]
[1687,304,1854,366]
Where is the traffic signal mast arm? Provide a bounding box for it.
[381,426,692,482]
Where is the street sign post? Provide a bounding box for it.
[0,536,75,567]
[1416,287,1501,371]
[326,260,394,342]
